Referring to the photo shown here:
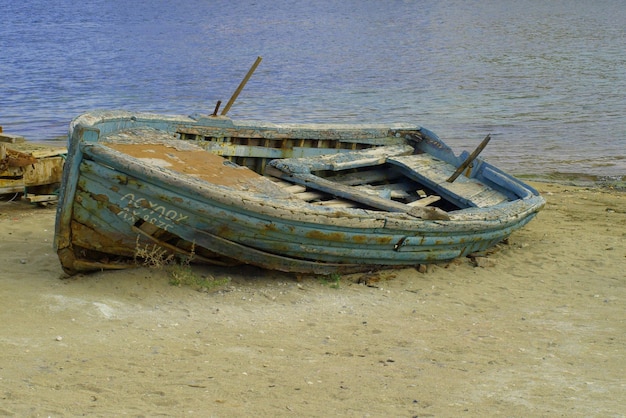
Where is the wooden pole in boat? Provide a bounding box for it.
[212,100,222,116]
[221,56,263,116]
[446,134,491,182]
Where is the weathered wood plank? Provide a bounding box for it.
[359,181,416,199]
[25,194,58,203]
[292,191,326,201]
[387,154,509,208]
[29,148,67,158]
[315,199,359,208]
[272,171,449,220]
[176,125,412,143]
[270,144,414,173]
[407,195,441,207]
[326,168,402,186]
[277,182,307,194]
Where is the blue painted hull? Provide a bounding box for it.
[55,111,545,275]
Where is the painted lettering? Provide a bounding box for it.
[116,194,187,232]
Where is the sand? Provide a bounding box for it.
[1,182,624,417]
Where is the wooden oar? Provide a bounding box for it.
[221,56,263,116]
[446,134,491,182]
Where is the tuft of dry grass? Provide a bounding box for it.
[134,236,230,292]
[134,236,175,268]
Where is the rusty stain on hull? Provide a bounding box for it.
[306,230,346,242]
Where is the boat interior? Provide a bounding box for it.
[100,125,511,217]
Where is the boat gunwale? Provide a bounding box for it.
[69,110,426,140]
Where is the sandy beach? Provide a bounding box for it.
[1,181,624,417]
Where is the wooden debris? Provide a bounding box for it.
[25,193,59,206]
[0,144,37,169]
[0,139,67,198]
[408,195,441,207]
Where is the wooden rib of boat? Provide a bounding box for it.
[54,110,545,275]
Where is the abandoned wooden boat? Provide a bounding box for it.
[54,110,545,275]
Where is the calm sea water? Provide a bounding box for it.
[1,0,624,182]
